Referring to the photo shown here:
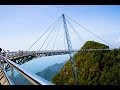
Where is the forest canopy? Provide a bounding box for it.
[52,41,120,85]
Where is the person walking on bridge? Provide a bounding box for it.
[0,48,2,55]
[6,50,9,58]
[2,49,6,57]
[0,48,2,63]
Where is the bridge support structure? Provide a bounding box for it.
[62,14,79,85]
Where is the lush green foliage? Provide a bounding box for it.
[52,41,120,85]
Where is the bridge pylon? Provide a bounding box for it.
[62,14,79,85]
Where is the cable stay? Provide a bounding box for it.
[65,14,115,49]
[38,16,62,51]
[63,28,67,51]
[45,17,62,50]
[65,17,85,46]
[52,17,62,51]
[27,15,62,51]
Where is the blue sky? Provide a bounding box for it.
[0,5,120,51]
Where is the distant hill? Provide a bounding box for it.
[12,61,66,85]
[52,41,120,85]
[81,41,109,49]
[11,73,32,85]
[36,61,66,81]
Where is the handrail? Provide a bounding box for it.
[0,55,54,85]
[1,49,112,55]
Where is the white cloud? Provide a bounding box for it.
[115,37,120,43]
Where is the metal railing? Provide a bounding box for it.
[1,49,112,57]
[0,55,54,85]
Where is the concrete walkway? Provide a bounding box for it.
[0,68,9,85]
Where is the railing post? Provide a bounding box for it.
[2,59,4,68]
[11,65,14,79]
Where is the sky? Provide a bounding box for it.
[0,5,120,51]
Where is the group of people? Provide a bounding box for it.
[0,48,24,58]
[0,48,10,57]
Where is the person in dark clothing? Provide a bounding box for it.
[3,49,6,57]
[0,48,2,55]
[0,48,2,52]
[0,48,2,64]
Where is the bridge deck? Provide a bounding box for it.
[2,49,111,60]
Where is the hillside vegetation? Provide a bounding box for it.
[52,41,120,85]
